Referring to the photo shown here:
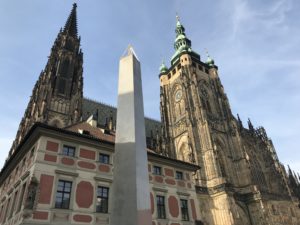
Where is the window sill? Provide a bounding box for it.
[59,154,77,158]
[94,211,110,215]
[156,218,168,221]
[51,208,73,213]
[152,173,164,177]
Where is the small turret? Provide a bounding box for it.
[237,114,243,130]
[293,171,299,185]
[108,111,114,131]
[206,50,215,67]
[87,109,98,127]
[159,60,168,74]
[248,118,254,133]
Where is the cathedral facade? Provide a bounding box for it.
[0,4,299,225]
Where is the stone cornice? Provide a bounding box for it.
[55,169,78,177]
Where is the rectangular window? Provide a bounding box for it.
[290,207,295,217]
[62,145,76,157]
[99,153,110,164]
[55,180,72,209]
[4,198,11,222]
[15,166,19,176]
[156,195,166,219]
[180,199,189,221]
[96,186,109,213]
[30,147,35,157]
[17,183,26,212]
[0,205,4,223]
[9,191,18,218]
[22,158,26,168]
[153,166,162,175]
[176,171,183,180]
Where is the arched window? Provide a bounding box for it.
[214,143,227,178]
[57,79,66,94]
[65,40,74,50]
[206,100,212,113]
[173,85,185,121]
[199,82,212,114]
[178,142,192,163]
[249,155,267,190]
[60,59,70,78]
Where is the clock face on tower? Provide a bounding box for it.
[175,89,183,102]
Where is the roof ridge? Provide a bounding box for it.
[83,96,161,123]
[83,97,116,109]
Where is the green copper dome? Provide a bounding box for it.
[171,16,200,65]
[159,61,168,74]
[206,51,215,67]
[170,15,200,65]
[171,16,192,63]
[175,34,186,42]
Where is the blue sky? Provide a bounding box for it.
[0,0,299,173]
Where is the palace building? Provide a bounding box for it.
[0,4,300,225]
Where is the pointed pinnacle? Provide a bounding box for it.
[176,13,181,26]
[63,3,78,38]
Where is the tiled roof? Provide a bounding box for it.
[82,98,162,137]
[66,121,157,154]
[67,121,115,143]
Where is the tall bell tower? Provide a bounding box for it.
[10,3,83,157]
[158,16,280,225]
[159,15,252,220]
[159,16,245,185]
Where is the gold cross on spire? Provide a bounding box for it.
[176,12,180,22]
[205,48,210,57]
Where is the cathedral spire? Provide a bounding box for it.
[63,3,78,38]
[170,14,200,65]
[173,15,192,53]
[206,49,215,67]
[8,3,83,158]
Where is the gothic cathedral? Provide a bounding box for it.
[158,16,299,225]
[9,5,83,157]
[0,4,299,225]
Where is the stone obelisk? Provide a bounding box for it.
[110,46,152,225]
